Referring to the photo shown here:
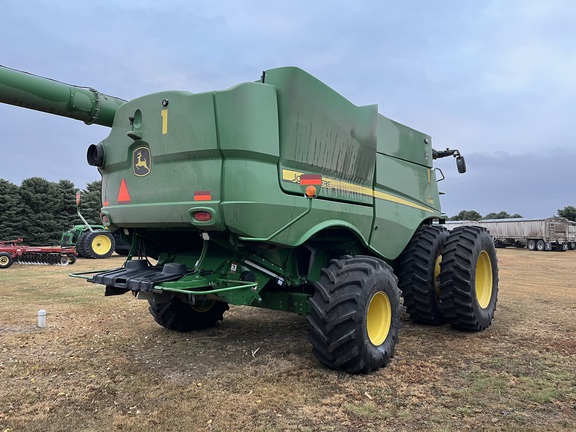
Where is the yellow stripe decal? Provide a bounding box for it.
[281,169,433,213]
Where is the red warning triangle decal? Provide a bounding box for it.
[117,178,131,203]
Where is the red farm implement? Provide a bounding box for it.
[0,238,77,269]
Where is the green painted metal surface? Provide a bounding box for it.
[94,67,442,255]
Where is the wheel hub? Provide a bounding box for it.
[475,250,493,309]
[367,291,392,346]
[92,234,112,254]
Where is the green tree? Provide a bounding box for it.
[19,177,63,245]
[0,179,24,240]
[482,211,523,220]
[55,179,81,231]
[558,206,576,221]
[79,180,103,225]
[449,210,482,221]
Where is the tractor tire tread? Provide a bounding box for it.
[397,225,449,325]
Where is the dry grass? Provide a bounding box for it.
[1,249,575,431]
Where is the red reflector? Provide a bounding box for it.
[193,211,212,222]
[117,178,131,203]
[300,174,323,186]
[194,190,212,201]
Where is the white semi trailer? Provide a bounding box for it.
[569,221,576,250]
[445,217,573,251]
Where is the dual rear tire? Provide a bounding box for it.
[398,225,499,332]
[397,225,449,325]
[77,230,115,259]
[439,226,499,331]
[307,225,498,374]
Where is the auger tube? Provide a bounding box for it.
[0,65,125,127]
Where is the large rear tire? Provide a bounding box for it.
[439,226,498,331]
[84,230,115,259]
[148,296,229,332]
[76,231,89,258]
[307,255,401,374]
[397,225,449,325]
[0,252,13,269]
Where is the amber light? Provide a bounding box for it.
[305,186,317,198]
[193,211,212,222]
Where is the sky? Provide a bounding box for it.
[1,0,575,218]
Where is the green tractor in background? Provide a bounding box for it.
[60,224,115,259]
[59,191,117,259]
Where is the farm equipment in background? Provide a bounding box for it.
[0,237,77,269]
[0,64,499,373]
[60,223,115,259]
[446,217,573,251]
[59,191,130,258]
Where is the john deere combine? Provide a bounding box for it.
[0,65,498,373]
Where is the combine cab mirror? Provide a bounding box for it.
[456,155,466,173]
[433,148,467,174]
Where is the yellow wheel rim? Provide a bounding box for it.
[92,234,112,255]
[475,250,493,309]
[0,256,9,266]
[367,291,392,346]
[434,254,442,299]
[191,302,215,313]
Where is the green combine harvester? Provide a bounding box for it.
[0,65,498,373]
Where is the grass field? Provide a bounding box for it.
[1,248,575,431]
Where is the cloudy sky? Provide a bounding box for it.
[1,0,574,218]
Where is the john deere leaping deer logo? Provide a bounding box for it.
[133,147,151,177]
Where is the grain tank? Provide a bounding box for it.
[0,65,499,373]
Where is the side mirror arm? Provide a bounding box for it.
[433,148,466,174]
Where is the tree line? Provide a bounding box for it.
[449,207,576,222]
[0,178,103,245]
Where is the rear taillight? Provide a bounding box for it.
[193,211,212,222]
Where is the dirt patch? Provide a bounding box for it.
[1,249,575,431]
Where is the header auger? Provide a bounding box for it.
[0,64,498,373]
